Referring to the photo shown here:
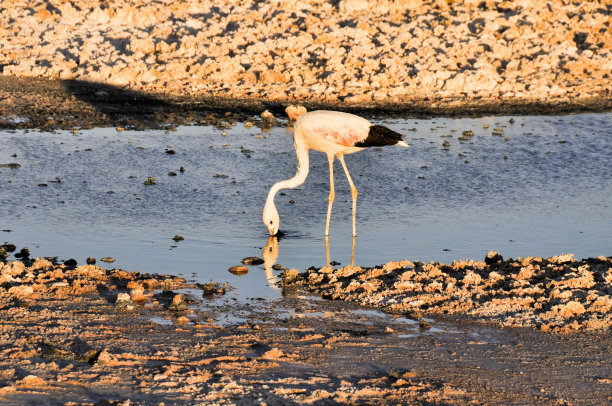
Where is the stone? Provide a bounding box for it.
[168,293,188,311]
[228,265,248,275]
[241,257,264,265]
[115,293,135,310]
[485,251,503,265]
[285,105,307,121]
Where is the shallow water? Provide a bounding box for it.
[1,113,611,299]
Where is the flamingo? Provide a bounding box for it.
[263,110,409,237]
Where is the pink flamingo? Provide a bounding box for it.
[263,110,409,236]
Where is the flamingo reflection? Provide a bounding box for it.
[262,236,281,291]
[325,235,356,267]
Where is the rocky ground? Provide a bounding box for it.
[281,252,612,333]
[1,0,611,127]
[2,247,612,404]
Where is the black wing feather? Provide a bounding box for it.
[354,125,404,147]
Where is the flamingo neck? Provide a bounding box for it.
[265,140,310,207]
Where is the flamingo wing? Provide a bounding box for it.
[299,111,371,147]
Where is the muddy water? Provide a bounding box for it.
[1,113,611,299]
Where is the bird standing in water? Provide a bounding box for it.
[263,110,408,237]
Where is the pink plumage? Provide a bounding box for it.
[296,110,371,151]
[263,110,408,237]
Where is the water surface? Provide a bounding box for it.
[1,113,610,299]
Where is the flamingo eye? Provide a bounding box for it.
[269,221,273,225]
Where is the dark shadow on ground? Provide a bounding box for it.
[0,76,288,130]
[0,75,610,131]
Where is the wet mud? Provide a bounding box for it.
[2,256,612,405]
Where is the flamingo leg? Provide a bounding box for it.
[325,154,335,236]
[337,154,358,237]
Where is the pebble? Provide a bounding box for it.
[15,247,30,259]
[172,235,184,242]
[115,293,135,310]
[101,257,115,263]
[228,265,248,275]
[485,251,504,265]
[241,257,264,265]
[260,110,275,121]
[168,293,188,311]
[285,105,307,121]
[143,177,156,185]
[63,258,77,267]
[86,257,96,265]
[202,283,216,295]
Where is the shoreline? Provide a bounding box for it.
[0,76,610,131]
[2,252,612,404]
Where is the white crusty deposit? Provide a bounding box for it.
[0,0,610,106]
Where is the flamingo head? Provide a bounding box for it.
[263,202,280,236]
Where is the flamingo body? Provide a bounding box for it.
[297,110,370,152]
[263,110,408,236]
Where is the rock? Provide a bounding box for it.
[63,258,77,267]
[15,247,30,259]
[168,293,188,311]
[202,283,216,295]
[281,268,301,283]
[175,315,190,324]
[130,287,147,303]
[143,176,156,185]
[241,257,264,265]
[484,251,503,265]
[285,105,307,121]
[19,375,47,387]
[115,293,135,310]
[172,235,184,242]
[95,348,116,366]
[228,265,248,275]
[260,110,275,121]
[0,163,21,168]
[1,244,16,252]
[101,257,115,263]
[261,347,284,360]
[419,319,431,330]
[86,257,96,265]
